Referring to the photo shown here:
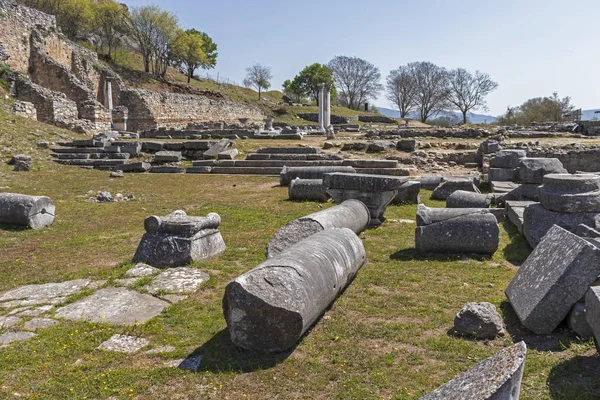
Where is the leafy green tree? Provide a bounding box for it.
[282,79,304,103]
[24,0,94,40]
[92,0,128,60]
[243,64,272,100]
[172,29,206,83]
[497,92,575,125]
[293,63,335,105]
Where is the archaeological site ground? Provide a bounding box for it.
[1,2,600,399]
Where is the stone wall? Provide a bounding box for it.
[120,89,264,132]
[297,112,357,125]
[358,115,396,124]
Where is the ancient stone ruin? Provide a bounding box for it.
[0,193,55,229]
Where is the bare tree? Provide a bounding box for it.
[410,61,449,123]
[243,64,273,100]
[386,66,416,118]
[446,68,498,124]
[328,56,383,110]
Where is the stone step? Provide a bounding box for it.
[55,153,91,160]
[190,159,398,169]
[210,167,282,175]
[53,159,127,167]
[355,168,410,176]
[256,147,318,154]
[51,147,107,154]
[342,160,398,168]
[246,153,334,161]
[150,166,185,174]
[506,200,536,233]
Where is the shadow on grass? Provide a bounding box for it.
[184,329,294,373]
[548,355,600,399]
[501,221,531,266]
[0,223,28,232]
[390,248,491,262]
[500,301,581,352]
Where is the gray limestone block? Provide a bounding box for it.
[224,228,366,352]
[505,201,536,234]
[186,166,212,174]
[55,287,168,325]
[143,141,165,152]
[506,225,600,334]
[391,181,421,205]
[488,167,515,182]
[280,166,356,186]
[144,212,221,237]
[288,179,328,202]
[145,267,209,294]
[451,302,505,339]
[538,174,600,213]
[415,176,444,190]
[431,178,480,201]
[0,193,55,229]
[416,204,505,225]
[23,318,58,331]
[266,199,370,258]
[218,149,239,160]
[514,157,567,184]
[256,147,317,154]
[154,151,182,163]
[121,162,151,173]
[0,279,90,306]
[574,223,600,238]
[568,302,594,339]
[397,139,416,152]
[203,139,231,159]
[489,149,527,169]
[415,210,499,255]
[585,286,600,352]
[420,342,527,400]
[0,331,37,346]
[446,191,492,208]
[9,154,31,165]
[523,203,600,248]
[341,159,398,168]
[323,173,408,192]
[150,166,185,174]
[98,334,150,353]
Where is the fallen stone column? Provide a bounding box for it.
[266,199,370,258]
[420,342,527,400]
[224,228,366,352]
[416,204,505,225]
[133,210,226,268]
[279,166,356,186]
[506,225,600,334]
[538,173,600,213]
[415,205,500,254]
[0,193,55,229]
[288,179,328,202]
[446,190,493,208]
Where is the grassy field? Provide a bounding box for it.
[0,104,599,399]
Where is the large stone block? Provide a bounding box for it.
[224,228,366,352]
[488,167,515,182]
[489,149,527,169]
[585,286,600,352]
[324,173,407,225]
[538,174,600,213]
[288,179,328,202]
[431,178,480,200]
[391,180,421,205]
[514,157,567,184]
[505,201,536,234]
[266,199,370,258]
[568,302,594,339]
[506,225,600,334]
[0,193,55,229]
[415,205,499,255]
[133,211,226,268]
[446,191,492,208]
[420,342,527,400]
[523,203,600,248]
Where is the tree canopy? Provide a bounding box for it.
[243,64,272,100]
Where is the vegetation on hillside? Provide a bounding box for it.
[496,92,576,125]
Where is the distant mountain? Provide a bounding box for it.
[377,107,497,124]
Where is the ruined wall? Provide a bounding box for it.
[527,149,600,173]
[120,89,264,132]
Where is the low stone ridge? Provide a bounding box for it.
[55,287,169,325]
[98,334,150,353]
[523,203,600,248]
[538,174,600,213]
[431,178,480,200]
[451,302,505,339]
[324,173,407,225]
[391,180,421,205]
[514,157,567,184]
[568,302,593,339]
[415,205,499,255]
[224,228,366,352]
[23,318,58,331]
[280,166,356,186]
[145,267,209,294]
[0,316,21,329]
[446,191,492,208]
[585,286,600,352]
[0,193,55,229]
[266,199,370,258]
[133,210,226,268]
[288,178,328,202]
[0,331,37,346]
[420,342,527,400]
[506,225,600,334]
[0,279,90,307]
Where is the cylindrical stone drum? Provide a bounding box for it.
[0,193,55,229]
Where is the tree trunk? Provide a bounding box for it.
[462,110,468,124]
[258,87,261,100]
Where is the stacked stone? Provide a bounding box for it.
[503,157,567,203]
[133,210,226,268]
[523,174,600,248]
[488,149,526,182]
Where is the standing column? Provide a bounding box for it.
[105,81,113,111]
[318,84,324,130]
[324,85,331,128]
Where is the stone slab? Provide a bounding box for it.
[98,334,150,353]
[55,287,168,325]
[145,267,210,294]
[0,279,90,306]
[23,318,58,331]
[505,201,536,234]
[0,331,37,346]
[125,263,160,277]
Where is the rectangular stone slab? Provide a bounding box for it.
[323,173,408,191]
[506,225,600,334]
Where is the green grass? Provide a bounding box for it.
[0,98,599,399]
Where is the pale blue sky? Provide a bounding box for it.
[124,0,600,115]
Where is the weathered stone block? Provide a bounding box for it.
[568,302,593,339]
[397,139,416,152]
[506,225,600,334]
[539,174,600,213]
[489,149,527,169]
[0,193,55,229]
[514,157,567,184]
[451,302,505,339]
[391,180,421,205]
[224,228,366,352]
[431,178,480,200]
[420,342,527,400]
[203,139,231,159]
[488,167,515,182]
[154,151,182,163]
[280,166,356,186]
[446,191,492,208]
[585,286,600,352]
[288,178,328,202]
